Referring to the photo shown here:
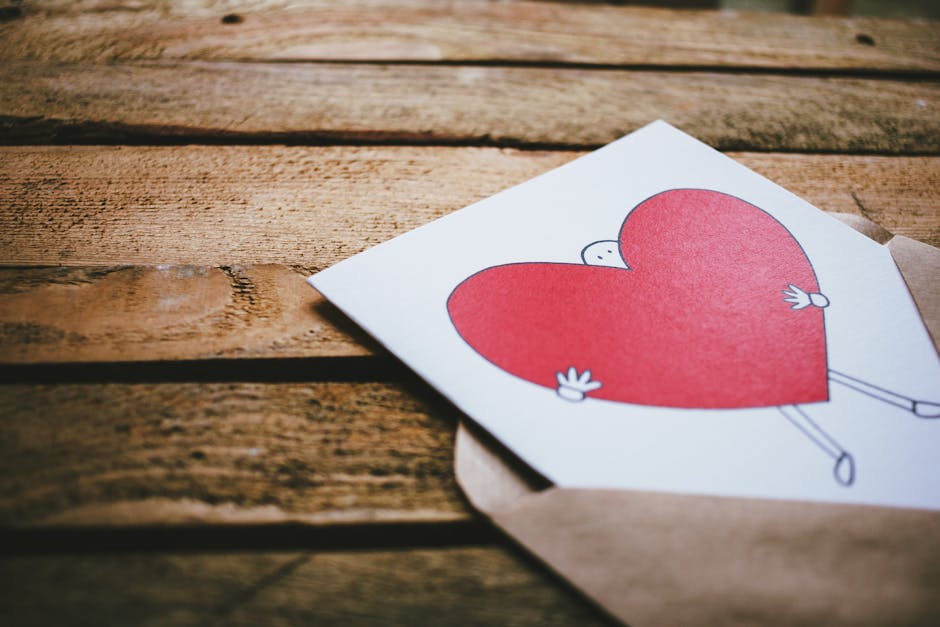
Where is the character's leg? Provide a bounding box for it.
[778,405,855,486]
[829,370,940,418]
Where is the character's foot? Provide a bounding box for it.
[913,400,940,418]
[834,452,855,486]
[555,367,602,402]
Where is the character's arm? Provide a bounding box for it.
[783,284,829,310]
[556,367,602,402]
[829,369,940,418]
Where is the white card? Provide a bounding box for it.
[310,121,940,511]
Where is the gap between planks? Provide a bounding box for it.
[0,519,501,556]
[1,60,938,152]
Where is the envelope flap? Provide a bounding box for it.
[492,488,940,626]
[455,422,542,514]
[829,211,893,244]
[887,235,940,350]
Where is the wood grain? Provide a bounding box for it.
[1,4,935,623]
[0,146,936,268]
[0,552,305,627]
[0,265,372,363]
[2,61,937,152]
[0,382,465,526]
[2,1,937,71]
[0,146,935,365]
[0,547,610,627]
[0,145,575,267]
[1,147,936,367]
[223,547,610,627]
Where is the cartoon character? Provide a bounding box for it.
[447,189,939,486]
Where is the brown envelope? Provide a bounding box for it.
[455,213,940,626]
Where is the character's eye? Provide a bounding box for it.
[607,249,612,253]
[597,255,603,260]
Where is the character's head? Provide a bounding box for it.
[581,240,629,269]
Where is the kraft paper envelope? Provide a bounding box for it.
[455,217,940,626]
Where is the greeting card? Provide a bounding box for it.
[309,121,940,511]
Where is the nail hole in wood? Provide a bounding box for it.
[855,34,875,46]
[221,13,244,24]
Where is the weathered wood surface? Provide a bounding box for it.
[0,547,610,627]
[2,61,937,152]
[0,382,464,527]
[1,147,935,365]
[2,3,937,623]
[0,265,372,363]
[0,146,574,267]
[1,146,936,269]
[2,1,937,72]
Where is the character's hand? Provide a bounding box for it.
[783,284,829,310]
[556,367,602,402]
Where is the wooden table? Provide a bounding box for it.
[1,2,938,624]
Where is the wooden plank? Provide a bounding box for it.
[2,1,937,71]
[0,148,936,367]
[0,552,306,627]
[0,547,610,627]
[0,148,935,365]
[0,146,935,269]
[0,146,574,268]
[1,61,937,152]
[744,152,940,245]
[194,547,610,626]
[0,265,372,363]
[0,382,466,526]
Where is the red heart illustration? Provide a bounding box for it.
[447,189,828,409]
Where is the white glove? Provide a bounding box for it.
[783,284,829,310]
[556,367,602,402]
